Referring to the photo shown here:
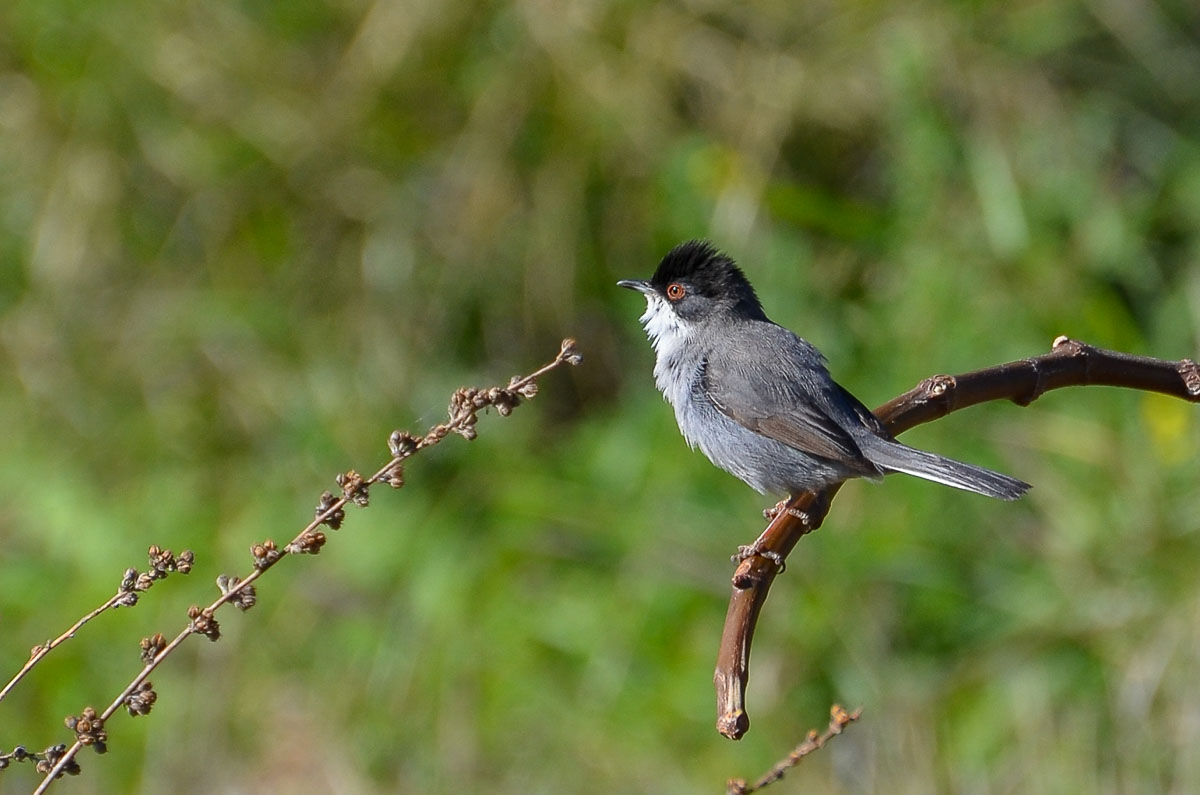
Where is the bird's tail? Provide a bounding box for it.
[858,437,1030,501]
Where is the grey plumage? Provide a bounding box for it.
[619,241,1030,501]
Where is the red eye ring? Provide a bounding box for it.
[666,282,686,301]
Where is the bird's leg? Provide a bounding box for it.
[762,498,812,524]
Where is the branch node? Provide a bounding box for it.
[1014,358,1047,407]
[916,373,958,413]
[922,373,956,398]
[1049,335,1092,385]
[731,559,772,589]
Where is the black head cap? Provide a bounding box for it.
[650,240,767,321]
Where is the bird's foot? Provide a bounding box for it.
[738,494,832,570]
[763,499,813,526]
[733,544,786,571]
[738,501,804,570]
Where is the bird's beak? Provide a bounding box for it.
[617,279,653,295]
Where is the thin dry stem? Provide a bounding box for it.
[0,594,124,705]
[29,340,580,792]
[726,705,861,794]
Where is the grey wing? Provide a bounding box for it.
[699,326,884,475]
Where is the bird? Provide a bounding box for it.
[618,240,1030,507]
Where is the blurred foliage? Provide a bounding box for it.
[2,0,1200,791]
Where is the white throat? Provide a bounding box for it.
[637,294,695,401]
[638,294,687,354]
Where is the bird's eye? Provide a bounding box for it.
[666,282,686,301]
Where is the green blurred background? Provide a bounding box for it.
[2,0,1199,792]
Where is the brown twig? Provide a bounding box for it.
[715,336,1200,740]
[28,340,581,792]
[726,704,861,794]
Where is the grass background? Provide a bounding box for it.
[2,0,1200,791]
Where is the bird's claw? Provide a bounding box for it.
[763,499,812,527]
[732,544,786,572]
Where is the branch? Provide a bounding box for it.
[714,336,1200,740]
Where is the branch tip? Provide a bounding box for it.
[717,709,750,741]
